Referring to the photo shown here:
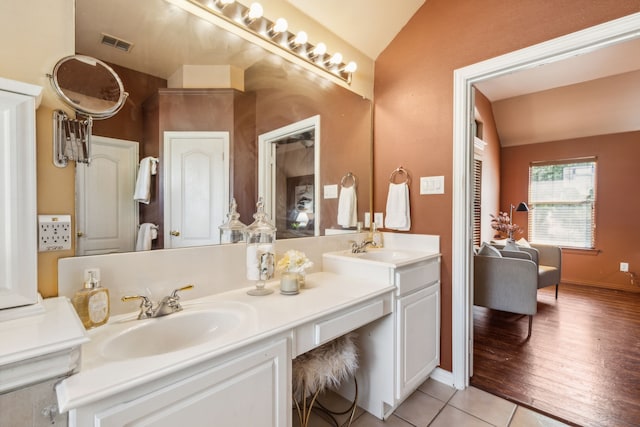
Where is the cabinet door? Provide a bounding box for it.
[396,284,440,400]
[0,86,39,309]
[86,339,289,427]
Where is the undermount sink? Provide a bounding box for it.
[92,302,255,361]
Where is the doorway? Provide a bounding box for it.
[258,115,320,239]
[451,13,640,389]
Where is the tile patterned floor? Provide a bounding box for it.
[294,378,571,427]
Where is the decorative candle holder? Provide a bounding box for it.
[246,198,276,296]
[219,197,246,244]
[279,271,300,295]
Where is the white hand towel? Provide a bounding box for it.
[135,223,158,251]
[337,185,358,228]
[385,182,411,231]
[134,157,158,204]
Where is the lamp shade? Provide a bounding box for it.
[516,202,529,212]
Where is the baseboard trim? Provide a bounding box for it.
[562,279,640,293]
[430,367,456,388]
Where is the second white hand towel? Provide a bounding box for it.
[337,185,358,227]
[135,223,158,251]
[385,182,411,231]
[133,157,158,204]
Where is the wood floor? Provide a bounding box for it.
[471,283,640,427]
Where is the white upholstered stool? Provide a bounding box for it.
[292,332,359,427]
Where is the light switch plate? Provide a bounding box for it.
[324,184,338,199]
[38,215,72,251]
[420,176,445,195]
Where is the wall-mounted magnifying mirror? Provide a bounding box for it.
[49,54,129,167]
[50,55,128,118]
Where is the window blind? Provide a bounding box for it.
[528,158,596,248]
[473,159,482,247]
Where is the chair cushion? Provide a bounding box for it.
[478,242,502,258]
[292,332,358,399]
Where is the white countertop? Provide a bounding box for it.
[0,297,88,367]
[56,271,394,412]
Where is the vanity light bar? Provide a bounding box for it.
[187,0,357,84]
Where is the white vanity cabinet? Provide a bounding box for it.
[322,250,440,419]
[67,337,290,427]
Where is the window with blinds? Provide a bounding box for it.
[473,158,482,246]
[528,158,596,248]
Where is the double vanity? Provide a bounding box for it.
[4,233,440,426]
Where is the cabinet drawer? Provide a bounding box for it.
[395,259,440,295]
[314,299,385,346]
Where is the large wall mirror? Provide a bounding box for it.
[73,0,372,255]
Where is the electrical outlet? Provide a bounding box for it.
[620,262,629,272]
[38,215,72,251]
[323,184,338,199]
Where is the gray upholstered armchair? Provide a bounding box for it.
[473,243,562,338]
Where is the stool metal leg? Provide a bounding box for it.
[294,380,321,427]
[315,377,359,427]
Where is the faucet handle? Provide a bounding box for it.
[170,284,194,299]
[121,295,153,319]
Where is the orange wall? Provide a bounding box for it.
[373,0,640,371]
[501,131,640,292]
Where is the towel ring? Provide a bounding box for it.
[389,166,410,184]
[340,172,357,188]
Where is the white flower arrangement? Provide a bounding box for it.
[276,250,313,273]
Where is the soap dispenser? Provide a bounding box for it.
[371,223,384,248]
[72,271,110,329]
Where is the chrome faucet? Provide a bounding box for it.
[122,284,194,319]
[350,239,378,253]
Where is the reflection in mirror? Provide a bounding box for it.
[50,55,128,118]
[74,0,372,255]
[258,116,319,239]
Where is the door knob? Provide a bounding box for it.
[170,230,180,236]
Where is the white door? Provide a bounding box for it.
[163,131,229,248]
[76,136,138,256]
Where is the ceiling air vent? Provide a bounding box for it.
[100,33,133,52]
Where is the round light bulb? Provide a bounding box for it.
[329,52,343,65]
[247,2,263,20]
[273,18,288,34]
[294,31,308,45]
[312,42,327,57]
[344,61,358,73]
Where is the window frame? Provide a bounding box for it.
[527,157,597,249]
